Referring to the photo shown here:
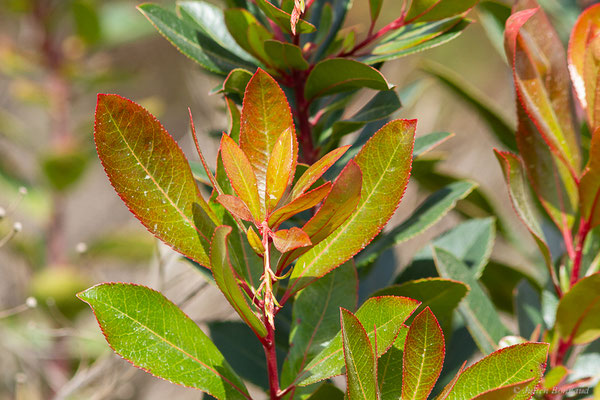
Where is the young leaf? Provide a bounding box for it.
[217,194,254,222]
[405,0,478,23]
[556,273,600,344]
[433,247,510,354]
[369,0,383,22]
[271,227,312,253]
[239,69,297,209]
[78,283,250,399]
[306,383,345,400]
[402,308,445,400]
[505,5,581,175]
[220,134,263,221]
[211,226,267,339]
[224,8,273,63]
[266,128,296,212]
[94,94,216,268]
[378,328,409,400]
[442,342,548,400]
[580,132,600,228]
[254,0,316,34]
[568,3,600,129]
[304,59,392,101]
[268,182,332,228]
[341,308,380,400]
[356,180,477,268]
[298,296,420,386]
[288,120,415,295]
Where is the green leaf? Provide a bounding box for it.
[264,40,309,71]
[41,149,89,192]
[222,69,253,98]
[224,8,273,63]
[304,59,391,101]
[177,1,255,63]
[413,131,453,158]
[556,273,600,344]
[470,379,535,400]
[480,261,541,314]
[239,69,296,211]
[211,226,267,338]
[220,133,262,221]
[306,383,345,400]
[266,128,297,212]
[505,7,581,175]
[405,0,477,23]
[341,308,380,400]
[254,0,316,34]
[369,0,383,22]
[515,280,544,339]
[476,1,511,62]
[290,145,350,200]
[71,0,101,44]
[356,181,477,268]
[580,132,600,228]
[78,283,250,399]
[433,247,510,354]
[288,120,415,295]
[402,308,445,400]
[542,366,567,390]
[138,4,253,75]
[362,18,471,65]
[94,94,216,268]
[298,296,420,386]
[373,278,469,335]
[281,261,357,387]
[268,182,332,228]
[442,342,548,400]
[378,328,408,400]
[421,61,516,151]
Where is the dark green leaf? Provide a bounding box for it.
[264,40,309,71]
[556,273,600,344]
[306,383,345,400]
[41,149,89,192]
[413,131,453,158]
[254,0,316,34]
[224,8,272,64]
[378,328,408,400]
[222,69,253,98]
[406,0,477,23]
[515,280,544,339]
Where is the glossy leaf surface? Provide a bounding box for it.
[305,59,391,101]
[290,145,350,200]
[78,283,250,399]
[94,94,216,268]
[341,309,380,400]
[268,182,332,228]
[556,273,600,344]
[402,308,445,400]
[289,120,415,294]
[266,128,296,212]
[271,227,311,253]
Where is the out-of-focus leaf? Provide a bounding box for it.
[211,226,267,338]
[580,132,600,228]
[405,0,478,23]
[556,273,600,344]
[306,383,345,399]
[254,0,316,34]
[264,40,309,71]
[369,0,383,22]
[542,366,567,390]
[288,120,415,295]
[266,128,297,212]
[268,182,332,228]
[71,0,101,44]
[304,59,391,101]
[281,261,357,388]
[505,5,581,174]
[239,69,296,210]
[373,278,469,335]
[138,4,253,75]
[362,18,471,65]
[94,94,216,268]
[477,1,511,61]
[515,280,544,338]
[413,132,453,158]
[225,97,241,140]
[41,149,89,192]
[290,145,350,200]
[101,3,155,45]
[341,308,380,400]
[422,60,516,151]
[568,3,600,129]
[402,308,445,400]
[312,0,353,60]
[480,261,541,314]
[272,227,312,253]
[224,8,272,63]
[190,160,212,186]
[433,248,510,354]
[86,231,155,261]
[378,328,408,400]
[222,69,253,98]
[356,181,477,268]
[78,284,250,399]
[298,296,420,386]
[442,343,548,399]
[220,134,262,220]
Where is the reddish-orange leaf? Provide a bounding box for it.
[568,3,600,129]
[240,69,297,209]
[290,145,350,200]
[220,134,262,221]
[267,182,332,228]
[217,194,254,222]
[94,94,217,268]
[505,3,581,175]
[266,128,297,212]
[271,227,312,253]
[580,130,600,228]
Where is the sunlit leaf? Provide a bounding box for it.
[580,132,600,228]
[268,182,332,228]
[556,273,600,344]
[290,145,350,200]
[272,227,312,253]
[217,194,254,222]
[266,128,297,212]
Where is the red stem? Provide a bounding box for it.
[338,15,406,58]
[293,70,318,164]
[571,219,590,287]
[263,319,281,400]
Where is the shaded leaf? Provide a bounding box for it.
[264,40,309,71]
[515,280,544,339]
[94,94,216,268]
[306,383,345,400]
[378,328,408,400]
[369,0,383,22]
[272,227,312,253]
[224,8,272,63]
[580,132,600,228]
[406,0,477,23]
[480,261,542,314]
[556,273,600,344]
[477,1,512,61]
[304,59,391,101]
[413,131,453,158]
[78,283,250,399]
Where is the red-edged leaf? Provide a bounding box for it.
[220,133,262,221]
[217,194,254,222]
[268,182,332,228]
[266,128,297,212]
[568,3,600,129]
[94,94,216,268]
[272,227,312,253]
[471,378,535,400]
[402,308,445,400]
[246,226,265,255]
[436,361,467,400]
[290,145,350,200]
[505,3,581,175]
[240,69,297,211]
[210,226,267,338]
[287,120,415,296]
[580,131,600,228]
